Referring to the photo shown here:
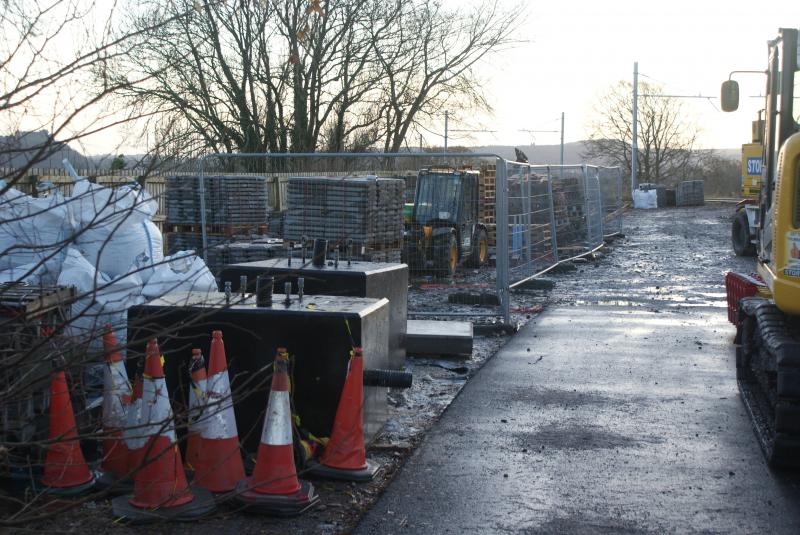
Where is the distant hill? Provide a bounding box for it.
[0,131,741,172]
[0,130,95,169]
[469,141,741,166]
[470,142,587,165]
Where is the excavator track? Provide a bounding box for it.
[736,297,800,468]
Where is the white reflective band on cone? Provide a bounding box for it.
[202,371,238,440]
[188,377,207,434]
[123,398,146,450]
[140,377,177,442]
[261,390,292,446]
[102,360,130,428]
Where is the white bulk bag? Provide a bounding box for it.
[57,247,144,353]
[71,181,161,278]
[633,188,658,209]
[0,186,71,271]
[142,250,217,300]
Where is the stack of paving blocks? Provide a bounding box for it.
[164,175,270,254]
[676,180,705,207]
[283,176,405,262]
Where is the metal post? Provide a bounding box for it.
[495,158,510,326]
[198,159,208,261]
[593,167,603,241]
[546,166,559,264]
[522,166,532,268]
[560,112,565,167]
[631,62,639,194]
[444,111,449,154]
[582,164,590,248]
[617,167,624,234]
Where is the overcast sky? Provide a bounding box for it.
[77,0,800,155]
[438,0,800,151]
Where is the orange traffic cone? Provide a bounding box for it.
[122,359,145,479]
[185,348,207,471]
[308,347,379,482]
[41,369,95,494]
[235,348,319,515]
[111,339,215,523]
[192,331,245,493]
[96,325,132,490]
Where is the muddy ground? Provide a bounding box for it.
[21,203,752,534]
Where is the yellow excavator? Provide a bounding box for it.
[722,27,800,467]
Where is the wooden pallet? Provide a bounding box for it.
[0,286,74,320]
[484,223,497,247]
[166,223,267,236]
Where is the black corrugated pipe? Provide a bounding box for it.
[363,369,412,389]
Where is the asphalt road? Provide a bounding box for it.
[355,205,800,534]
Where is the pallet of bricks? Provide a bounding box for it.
[283,175,405,263]
[479,163,497,246]
[675,180,704,207]
[551,175,586,251]
[164,175,270,255]
[1,286,76,459]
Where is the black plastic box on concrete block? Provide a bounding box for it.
[126,291,389,452]
[218,259,408,370]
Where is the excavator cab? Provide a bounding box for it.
[413,171,466,227]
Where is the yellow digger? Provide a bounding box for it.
[722,27,800,467]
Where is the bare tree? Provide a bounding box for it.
[690,151,740,197]
[109,0,520,157]
[0,1,237,526]
[0,0,208,184]
[583,81,702,186]
[372,0,519,153]
[110,0,383,157]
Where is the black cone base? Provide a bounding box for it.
[234,479,320,517]
[42,473,96,497]
[111,486,216,524]
[94,470,133,495]
[306,459,380,482]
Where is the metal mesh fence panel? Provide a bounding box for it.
[499,163,622,298]
[504,163,558,283]
[598,166,624,235]
[584,166,604,247]
[550,165,590,261]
